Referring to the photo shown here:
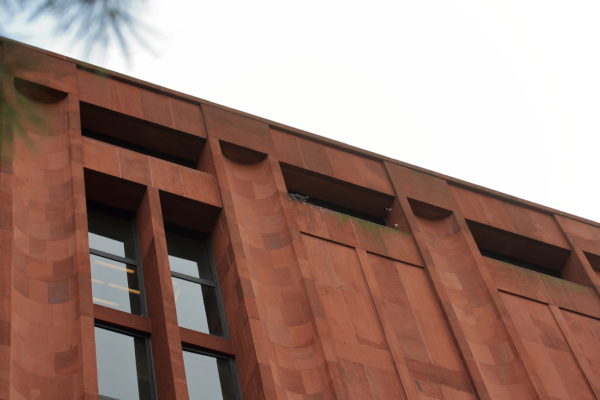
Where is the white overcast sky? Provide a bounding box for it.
[5,0,600,223]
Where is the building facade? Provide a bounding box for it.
[0,39,599,400]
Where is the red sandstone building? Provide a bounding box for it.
[0,39,599,400]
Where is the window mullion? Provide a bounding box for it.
[90,248,139,266]
[170,271,216,287]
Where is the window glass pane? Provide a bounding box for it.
[172,277,223,335]
[168,254,200,279]
[166,229,213,280]
[91,254,142,315]
[183,351,236,400]
[95,326,154,400]
[88,207,136,259]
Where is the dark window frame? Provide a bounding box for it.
[181,346,242,400]
[166,224,230,339]
[87,201,149,317]
[94,322,158,400]
[171,271,217,288]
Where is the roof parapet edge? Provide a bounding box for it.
[2,36,598,228]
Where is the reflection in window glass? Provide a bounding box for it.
[168,254,200,279]
[166,226,225,336]
[89,232,127,258]
[183,351,237,400]
[91,254,142,314]
[172,277,222,335]
[88,204,145,315]
[95,326,154,400]
[166,230,213,280]
[87,207,136,259]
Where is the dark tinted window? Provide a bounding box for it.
[167,229,213,280]
[183,350,238,400]
[88,207,137,259]
[88,204,144,315]
[95,326,155,400]
[172,277,222,333]
[167,227,224,336]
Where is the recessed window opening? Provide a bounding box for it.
[80,102,204,169]
[166,225,225,336]
[159,191,220,234]
[88,201,145,315]
[83,128,196,167]
[480,249,561,277]
[85,170,147,315]
[467,220,571,278]
[159,191,226,337]
[182,348,240,400]
[584,251,600,271]
[290,193,386,224]
[282,164,394,226]
[95,325,156,400]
